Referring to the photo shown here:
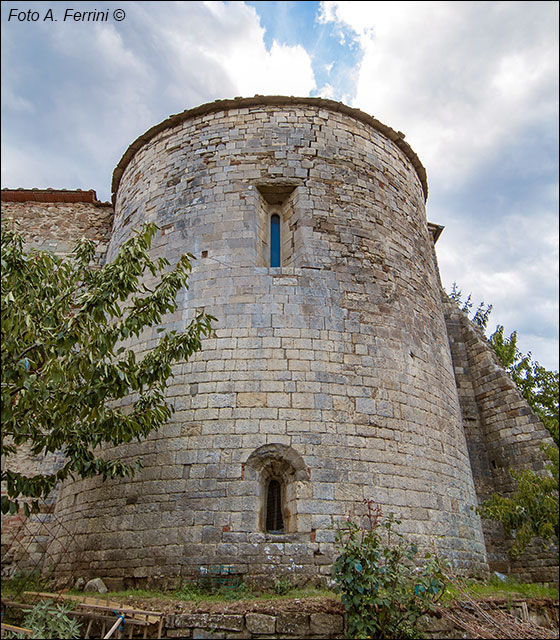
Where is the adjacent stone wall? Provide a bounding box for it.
[48,97,487,585]
[444,299,558,583]
[159,598,559,639]
[165,610,344,639]
[1,198,113,261]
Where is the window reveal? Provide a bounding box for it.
[255,183,299,268]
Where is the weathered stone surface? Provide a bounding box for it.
[174,614,244,631]
[276,612,309,635]
[84,578,108,593]
[245,613,276,634]
[3,96,556,586]
[309,613,344,636]
[444,299,557,581]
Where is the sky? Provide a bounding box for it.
[1,1,558,370]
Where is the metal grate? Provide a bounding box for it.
[266,479,284,533]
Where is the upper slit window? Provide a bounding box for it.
[270,214,281,267]
[266,479,284,533]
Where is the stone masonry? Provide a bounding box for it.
[1,96,556,586]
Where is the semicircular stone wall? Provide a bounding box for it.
[50,98,487,586]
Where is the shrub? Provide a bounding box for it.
[332,500,447,639]
[273,577,293,595]
[22,600,81,639]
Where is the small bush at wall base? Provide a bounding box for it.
[332,500,448,639]
[273,577,293,595]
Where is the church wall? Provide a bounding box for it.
[46,99,488,585]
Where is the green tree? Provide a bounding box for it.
[489,326,559,439]
[449,281,493,329]
[1,223,214,515]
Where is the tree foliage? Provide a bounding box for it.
[1,223,214,515]
[449,282,493,329]
[332,500,447,639]
[489,325,559,439]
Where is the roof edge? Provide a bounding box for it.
[1,188,111,206]
[111,96,428,203]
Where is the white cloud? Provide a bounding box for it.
[320,1,559,189]
[436,208,559,368]
[1,1,316,200]
[173,2,315,98]
[317,82,336,100]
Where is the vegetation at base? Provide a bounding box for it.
[2,600,81,639]
[443,575,559,602]
[272,577,293,595]
[1,222,214,515]
[173,581,255,603]
[60,582,336,604]
[21,600,81,639]
[2,570,555,612]
[332,500,448,639]
[0,570,51,597]
[458,576,558,600]
[448,283,559,559]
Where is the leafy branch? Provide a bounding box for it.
[1,222,215,514]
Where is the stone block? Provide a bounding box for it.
[237,392,267,407]
[101,577,124,591]
[355,397,376,414]
[245,613,276,634]
[174,614,244,631]
[192,631,225,640]
[276,612,309,635]
[309,613,344,636]
[84,577,108,593]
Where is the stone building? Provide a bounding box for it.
[1,96,556,587]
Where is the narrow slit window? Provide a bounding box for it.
[270,214,281,267]
[266,479,284,533]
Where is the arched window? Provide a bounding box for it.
[245,443,308,535]
[270,214,281,267]
[266,479,284,533]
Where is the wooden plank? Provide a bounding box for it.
[1,622,33,636]
[3,600,141,626]
[23,591,162,624]
[103,615,124,639]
